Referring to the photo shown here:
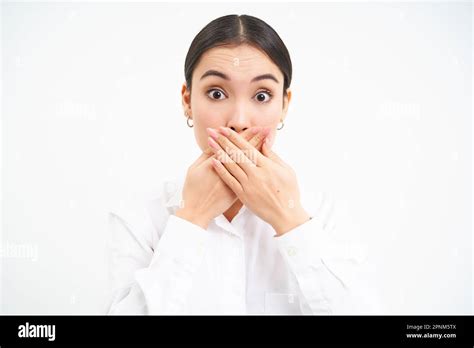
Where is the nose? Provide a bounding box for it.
[230,125,248,133]
[226,105,250,133]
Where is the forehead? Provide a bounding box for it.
[194,44,282,81]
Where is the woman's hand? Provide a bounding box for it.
[175,127,269,230]
[207,126,311,236]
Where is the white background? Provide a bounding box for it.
[1,1,472,314]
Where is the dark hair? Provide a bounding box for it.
[184,14,292,96]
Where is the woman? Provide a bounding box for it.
[107,14,382,314]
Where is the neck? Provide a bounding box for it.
[223,200,243,223]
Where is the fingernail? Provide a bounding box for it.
[208,136,219,150]
[218,126,231,136]
[206,128,219,140]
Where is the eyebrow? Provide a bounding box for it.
[200,69,279,84]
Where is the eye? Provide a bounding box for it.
[254,90,272,103]
[206,88,227,101]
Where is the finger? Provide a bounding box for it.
[246,127,269,152]
[210,157,244,196]
[239,127,256,141]
[217,126,270,167]
[207,135,248,183]
[203,146,214,156]
[200,127,254,160]
[232,127,267,152]
[198,126,262,168]
[207,128,257,174]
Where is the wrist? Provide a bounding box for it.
[272,205,311,237]
[175,207,211,230]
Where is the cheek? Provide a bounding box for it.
[190,98,223,151]
[191,93,223,126]
[258,102,283,148]
[262,107,282,122]
[253,103,283,126]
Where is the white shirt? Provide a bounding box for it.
[106,178,382,315]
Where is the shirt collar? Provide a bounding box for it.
[213,205,248,238]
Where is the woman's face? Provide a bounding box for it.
[181,44,291,152]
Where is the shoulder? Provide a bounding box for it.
[108,177,185,250]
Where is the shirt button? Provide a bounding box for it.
[287,246,297,257]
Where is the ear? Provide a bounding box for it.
[181,82,192,118]
[281,88,292,122]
